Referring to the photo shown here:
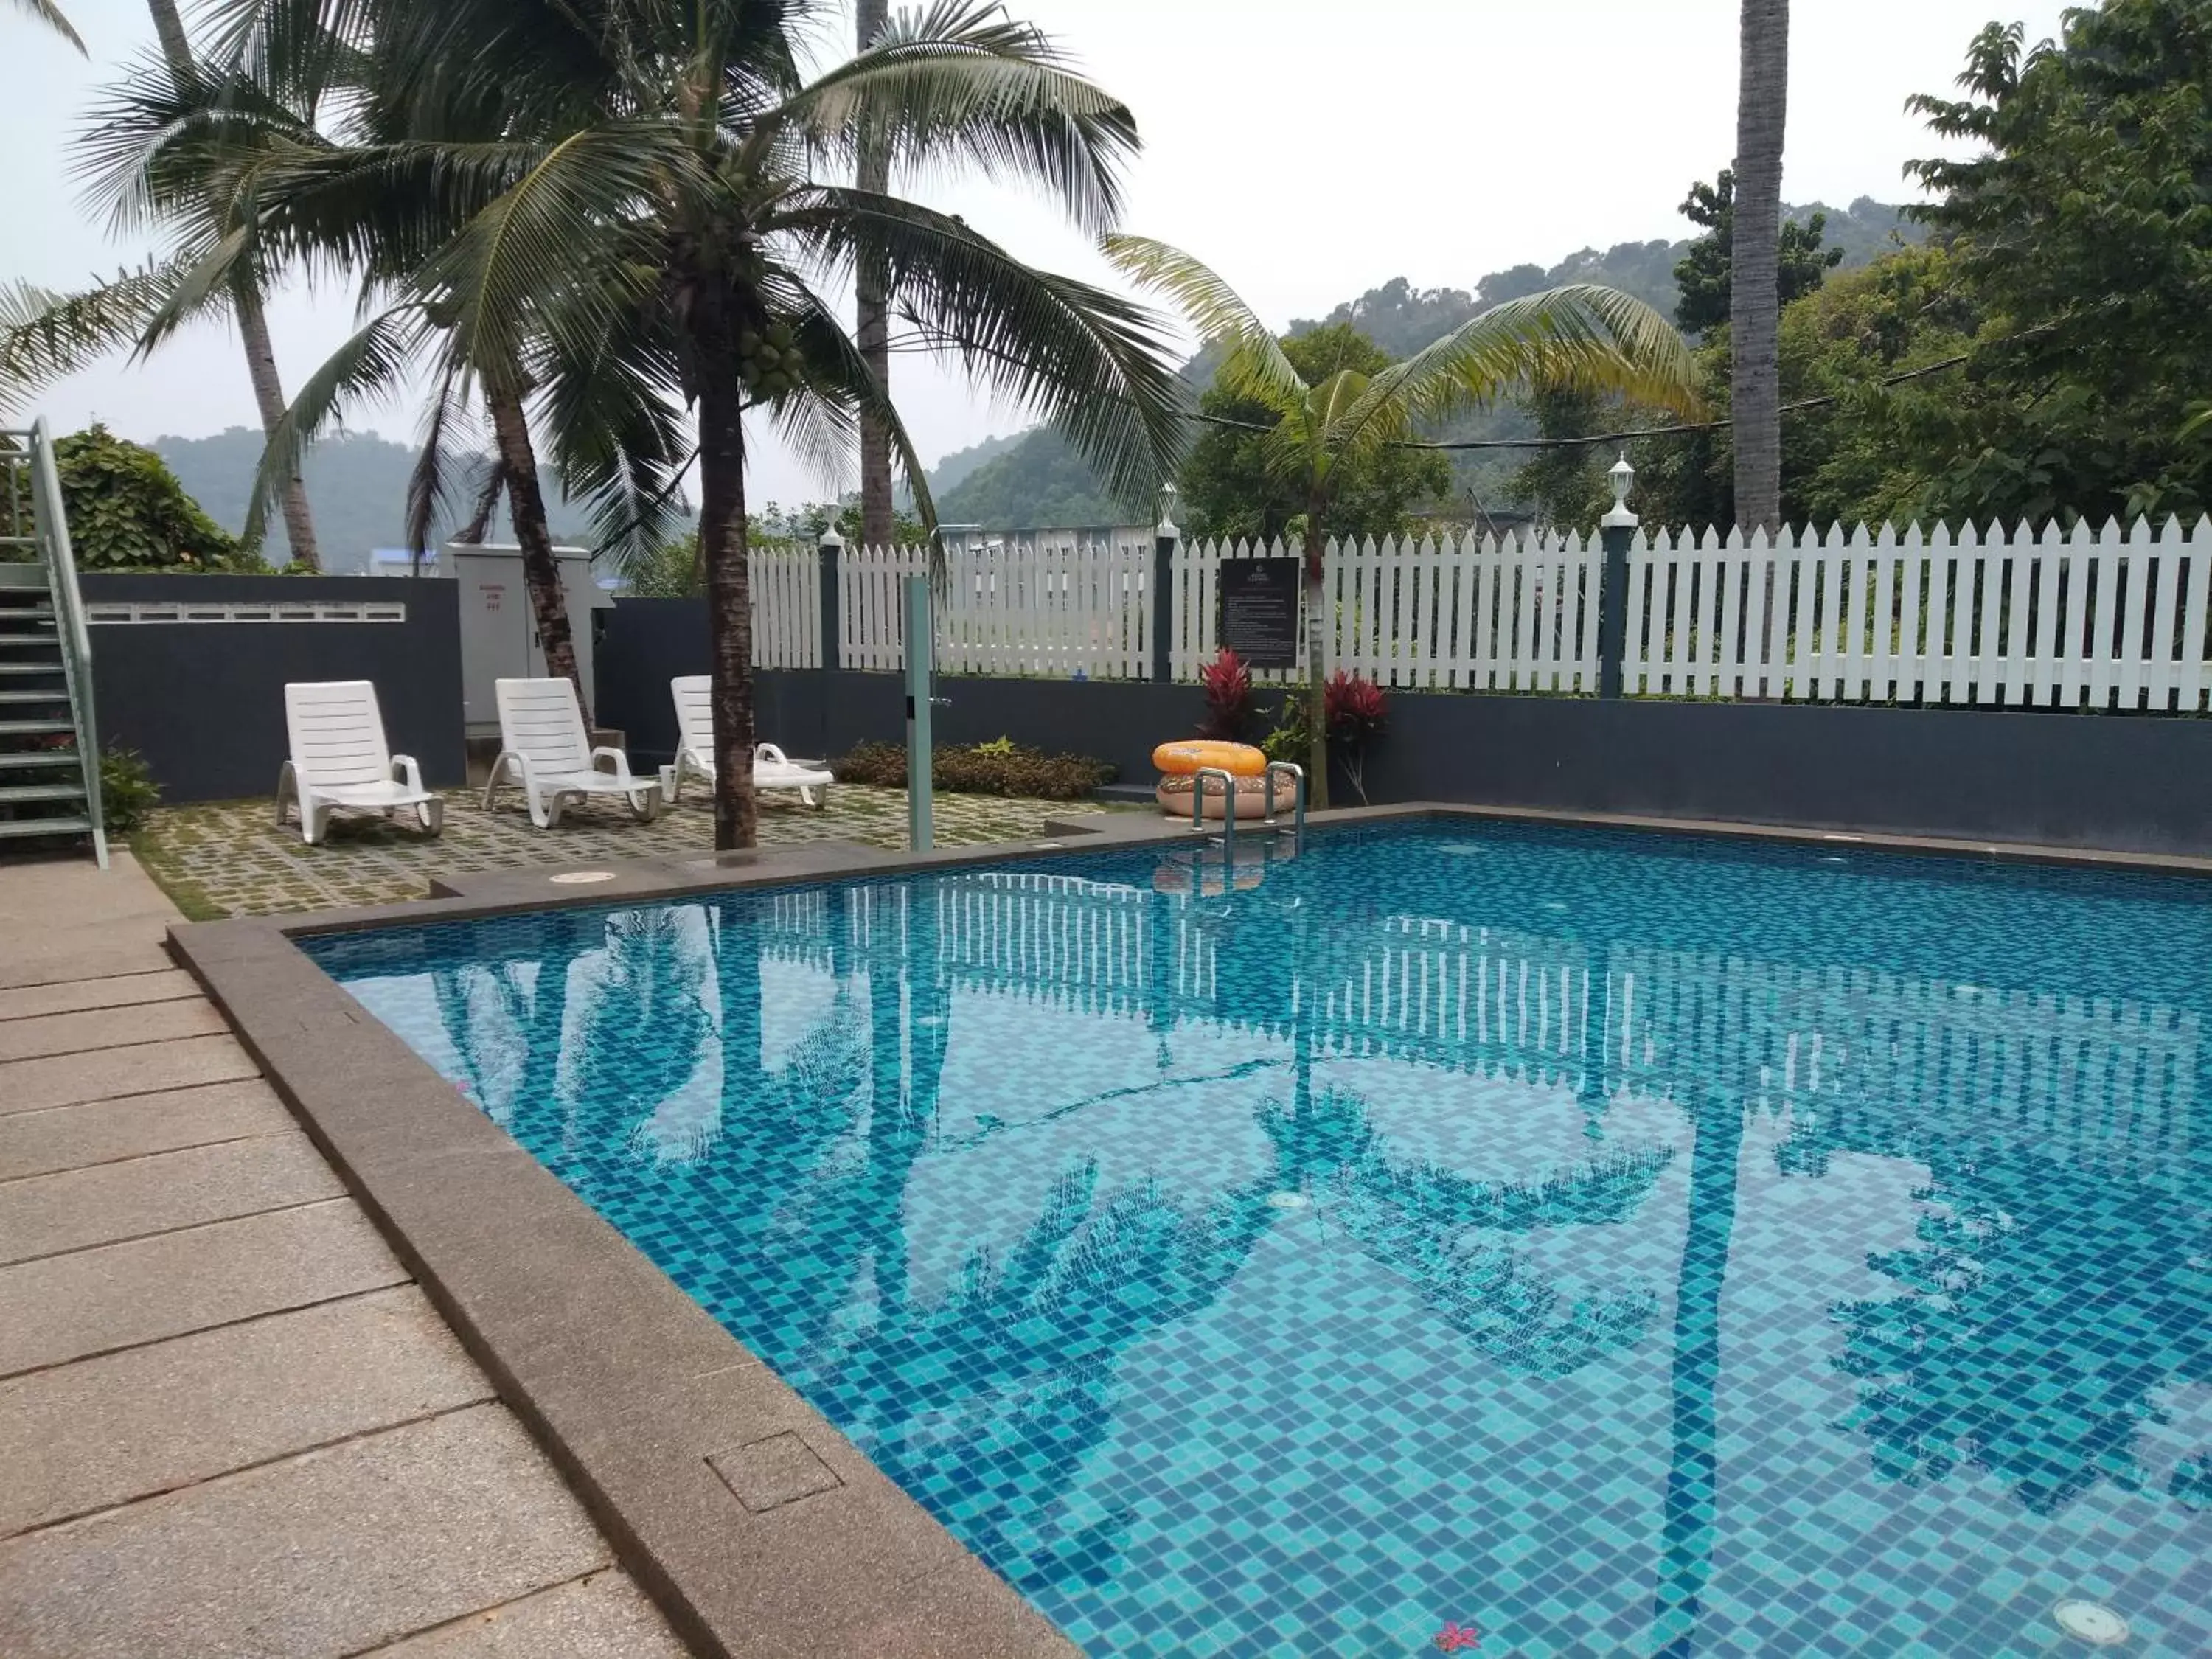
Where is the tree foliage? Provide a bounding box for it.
[1180,325,1451,543]
[1634,245,1980,533]
[1902,0,2212,522]
[1672,169,1844,334]
[1627,2,2212,535]
[20,424,252,571]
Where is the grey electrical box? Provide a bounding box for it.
[443,543,612,734]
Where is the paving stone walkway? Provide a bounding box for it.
[135,782,1111,917]
[0,853,692,1658]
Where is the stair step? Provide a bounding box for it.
[0,782,85,804]
[0,605,55,619]
[0,815,93,840]
[0,719,73,737]
[0,688,69,704]
[0,751,83,770]
[0,663,63,676]
[0,638,60,652]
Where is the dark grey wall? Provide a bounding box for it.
[86,574,465,804]
[596,599,2212,855]
[1358,695,2212,857]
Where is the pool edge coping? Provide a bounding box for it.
[164,801,2212,1658]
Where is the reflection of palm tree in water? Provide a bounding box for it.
[803,1076,1670,1591]
[431,911,597,1129]
[1649,1086,1745,1659]
[571,877,1681,1600]
[1257,1081,1671,1377]
[1826,1141,2212,1517]
[579,911,712,1162]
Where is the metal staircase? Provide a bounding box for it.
[0,420,106,866]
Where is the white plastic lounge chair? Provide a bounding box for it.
[484,677,661,830]
[274,680,444,845]
[661,674,834,807]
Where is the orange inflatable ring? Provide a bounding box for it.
[1152,740,1267,778]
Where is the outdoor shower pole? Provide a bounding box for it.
[903,573,933,851]
[1597,451,1638,700]
[1152,485,1179,683]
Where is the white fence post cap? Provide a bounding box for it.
[1601,451,1639,529]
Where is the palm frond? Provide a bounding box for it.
[529,308,692,574]
[1102,234,1304,413]
[0,264,184,415]
[245,139,562,282]
[766,0,1135,236]
[793,191,1186,506]
[74,53,324,240]
[1337,284,1700,452]
[418,122,703,392]
[454,452,506,546]
[779,278,939,529]
[13,0,84,53]
[403,369,478,558]
[244,302,429,544]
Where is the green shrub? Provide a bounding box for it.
[100,746,161,832]
[11,425,257,572]
[831,739,1115,800]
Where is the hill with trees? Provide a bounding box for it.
[153,427,594,571]
[942,197,1919,531]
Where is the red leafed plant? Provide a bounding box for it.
[1197,647,1253,740]
[1324,670,1387,804]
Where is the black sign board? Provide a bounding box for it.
[1217,557,1302,669]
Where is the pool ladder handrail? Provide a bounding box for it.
[1190,761,1306,858]
[1262,760,1305,844]
[1190,765,1237,855]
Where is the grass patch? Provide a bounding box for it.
[130,827,229,920]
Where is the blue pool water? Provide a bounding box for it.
[307,821,2212,1656]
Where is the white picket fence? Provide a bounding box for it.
[741,515,2212,711]
[835,539,1155,677]
[1624,516,2212,709]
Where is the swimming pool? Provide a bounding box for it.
[307,819,2212,1656]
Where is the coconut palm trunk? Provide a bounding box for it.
[484,385,581,697]
[233,281,320,570]
[1731,0,1788,535]
[696,305,759,852]
[143,0,189,74]
[143,0,321,570]
[854,0,894,550]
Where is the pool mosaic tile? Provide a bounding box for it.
[308,821,2212,1656]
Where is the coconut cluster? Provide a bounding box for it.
[738,322,804,397]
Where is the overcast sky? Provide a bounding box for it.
[3,0,2068,514]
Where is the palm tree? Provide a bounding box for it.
[1731,0,1789,534]
[122,0,322,566]
[2,44,329,566]
[14,0,83,52]
[253,0,1180,850]
[1107,236,1699,806]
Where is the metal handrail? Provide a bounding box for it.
[18,419,105,866]
[1263,760,1306,844]
[1190,764,1235,858]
